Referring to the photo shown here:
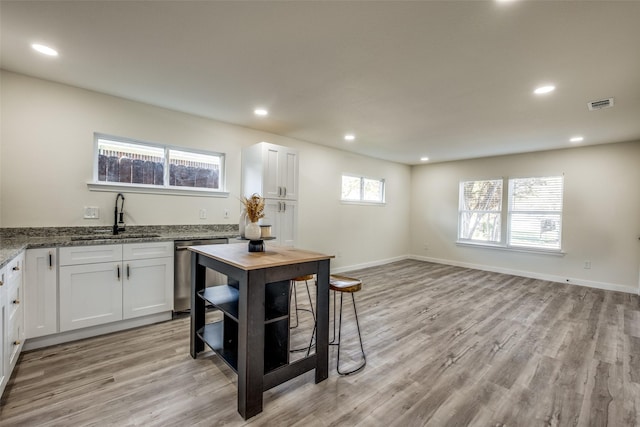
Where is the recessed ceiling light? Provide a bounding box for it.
[31,43,58,57]
[254,108,268,116]
[534,85,556,95]
[570,136,584,143]
[420,157,429,162]
[344,134,355,141]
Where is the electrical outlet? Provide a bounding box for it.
[224,209,229,219]
[83,206,100,219]
[199,209,207,220]
[584,261,591,269]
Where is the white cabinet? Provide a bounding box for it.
[242,142,299,200]
[59,242,174,332]
[122,242,173,319]
[1,252,25,397]
[25,248,58,338]
[59,245,123,332]
[263,200,298,247]
[0,264,7,394]
[243,142,299,247]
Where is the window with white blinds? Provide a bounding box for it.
[508,176,563,250]
[458,175,564,252]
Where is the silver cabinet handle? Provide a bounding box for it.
[282,202,286,212]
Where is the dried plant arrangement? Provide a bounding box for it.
[241,193,265,223]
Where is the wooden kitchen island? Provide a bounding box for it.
[189,243,333,420]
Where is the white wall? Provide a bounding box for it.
[410,141,640,292]
[0,71,411,270]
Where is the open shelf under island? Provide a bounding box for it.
[188,243,334,420]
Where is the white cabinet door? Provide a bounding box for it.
[263,200,298,247]
[25,248,58,338]
[59,263,123,331]
[5,254,25,371]
[242,142,299,200]
[280,149,298,200]
[123,257,174,319]
[278,201,298,247]
[0,266,7,392]
[263,144,281,199]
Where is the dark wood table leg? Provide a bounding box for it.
[237,269,266,419]
[190,252,205,358]
[315,259,330,383]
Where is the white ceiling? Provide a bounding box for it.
[2,1,639,165]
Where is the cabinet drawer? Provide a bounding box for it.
[6,253,24,284]
[59,244,123,266]
[9,307,24,367]
[7,279,22,323]
[123,241,173,260]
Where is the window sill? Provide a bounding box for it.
[87,182,229,198]
[456,241,565,256]
[340,200,386,206]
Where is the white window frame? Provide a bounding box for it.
[340,174,386,205]
[457,175,564,255]
[457,178,504,245]
[88,133,228,197]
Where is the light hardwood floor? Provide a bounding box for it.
[1,259,639,426]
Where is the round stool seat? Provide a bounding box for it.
[329,275,362,293]
[293,274,315,282]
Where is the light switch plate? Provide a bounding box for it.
[84,206,100,219]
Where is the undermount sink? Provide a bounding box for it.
[71,233,161,241]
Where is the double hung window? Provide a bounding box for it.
[458,175,564,251]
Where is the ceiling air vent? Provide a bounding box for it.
[587,98,614,111]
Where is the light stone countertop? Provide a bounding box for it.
[0,225,239,269]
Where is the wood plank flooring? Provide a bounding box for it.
[1,259,639,426]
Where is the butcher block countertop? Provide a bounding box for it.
[189,243,334,270]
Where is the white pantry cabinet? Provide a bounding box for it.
[25,248,58,338]
[242,142,299,201]
[263,200,298,247]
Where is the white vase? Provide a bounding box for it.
[245,221,261,240]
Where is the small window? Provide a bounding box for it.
[94,134,225,194]
[341,175,385,204]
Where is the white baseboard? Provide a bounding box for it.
[24,311,173,351]
[331,255,410,274]
[409,254,637,295]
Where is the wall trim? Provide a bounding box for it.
[24,311,172,351]
[331,255,410,274]
[409,254,637,295]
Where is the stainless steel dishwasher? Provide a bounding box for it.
[174,238,228,313]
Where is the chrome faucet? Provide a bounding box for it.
[113,193,126,235]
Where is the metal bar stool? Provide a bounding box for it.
[290,274,315,353]
[309,274,366,375]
